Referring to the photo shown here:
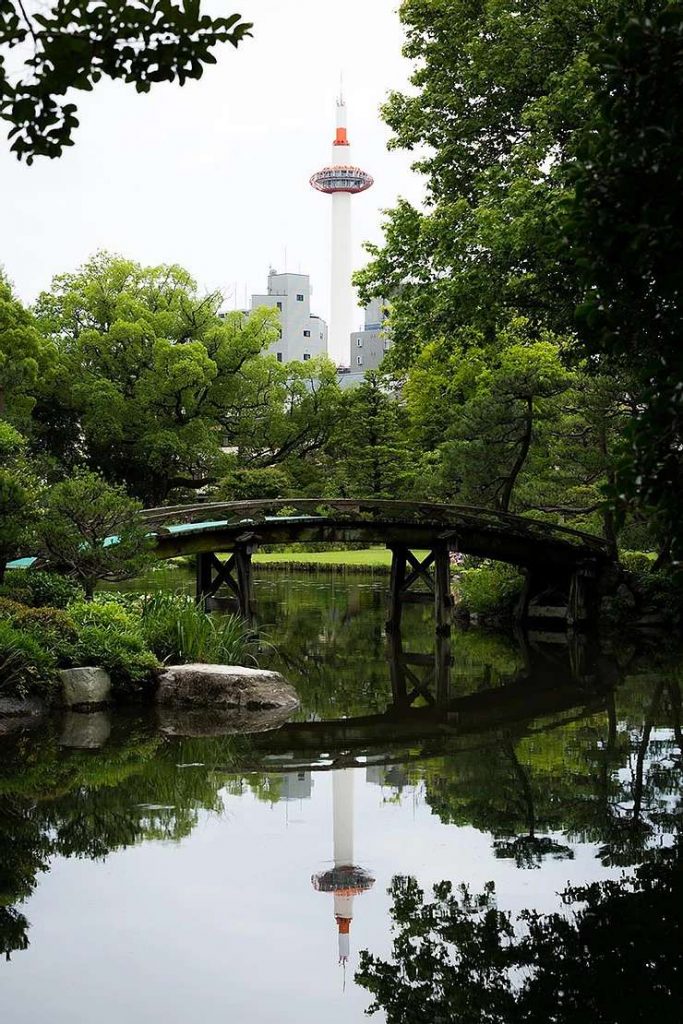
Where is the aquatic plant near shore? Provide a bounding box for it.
[140,592,262,667]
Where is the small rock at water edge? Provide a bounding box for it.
[59,667,112,708]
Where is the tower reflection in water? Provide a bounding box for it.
[312,768,374,965]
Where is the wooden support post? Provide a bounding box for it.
[195,552,214,608]
[435,631,452,707]
[567,564,598,631]
[195,545,255,619]
[234,544,254,621]
[387,631,409,708]
[434,543,452,637]
[386,544,407,633]
[514,569,533,626]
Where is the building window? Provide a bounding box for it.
[303,329,311,337]
[383,339,391,350]
[296,293,304,301]
[357,338,363,347]
[276,352,283,363]
[357,355,363,366]
[276,301,282,311]
[303,353,311,361]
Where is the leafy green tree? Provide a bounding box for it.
[234,356,342,472]
[348,0,644,547]
[213,465,292,501]
[0,274,53,426]
[327,372,414,499]
[0,423,40,583]
[403,319,626,520]
[39,471,152,598]
[355,0,620,364]
[34,253,281,504]
[444,334,571,512]
[568,3,683,563]
[0,2,252,162]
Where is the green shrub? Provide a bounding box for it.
[0,619,56,697]
[7,606,77,662]
[213,466,291,501]
[0,569,83,609]
[0,598,76,669]
[0,596,26,619]
[619,550,656,574]
[628,568,683,622]
[67,599,159,688]
[140,592,260,666]
[456,561,525,617]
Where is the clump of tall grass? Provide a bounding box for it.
[139,592,262,666]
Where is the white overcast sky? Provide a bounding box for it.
[0,1,424,327]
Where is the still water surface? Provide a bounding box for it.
[0,569,681,1022]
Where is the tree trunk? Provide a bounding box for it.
[497,397,533,513]
[598,419,618,555]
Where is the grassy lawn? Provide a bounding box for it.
[252,546,430,569]
[253,546,396,568]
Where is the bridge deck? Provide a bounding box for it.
[143,499,612,571]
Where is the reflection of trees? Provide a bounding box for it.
[357,847,683,1023]
[255,572,525,719]
[1,580,682,961]
[0,797,51,959]
[423,675,683,869]
[257,575,395,717]
[0,730,267,958]
[491,743,573,867]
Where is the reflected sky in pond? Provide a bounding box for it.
[0,570,681,1023]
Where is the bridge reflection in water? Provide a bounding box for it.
[162,628,617,778]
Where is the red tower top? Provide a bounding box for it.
[310,95,373,195]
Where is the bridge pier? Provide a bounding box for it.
[515,563,600,630]
[387,630,452,710]
[195,541,255,619]
[567,562,600,629]
[386,542,453,636]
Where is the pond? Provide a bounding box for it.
[0,568,681,1023]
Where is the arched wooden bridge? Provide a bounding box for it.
[141,499,616,630]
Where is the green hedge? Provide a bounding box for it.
[455,562,525,617]
[0,619,57,697]
[0,569,83,609]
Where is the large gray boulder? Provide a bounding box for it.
[155,664,300,713]
[59,667,112,708]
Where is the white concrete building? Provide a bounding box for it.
[251,269,328,364]
[349,297,391,373]
[278,770,313,801]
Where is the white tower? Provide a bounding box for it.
[311,94,373,367]
[311,768,374,966]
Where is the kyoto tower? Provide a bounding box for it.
[311,768,375,966]
[310,93,373,366]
